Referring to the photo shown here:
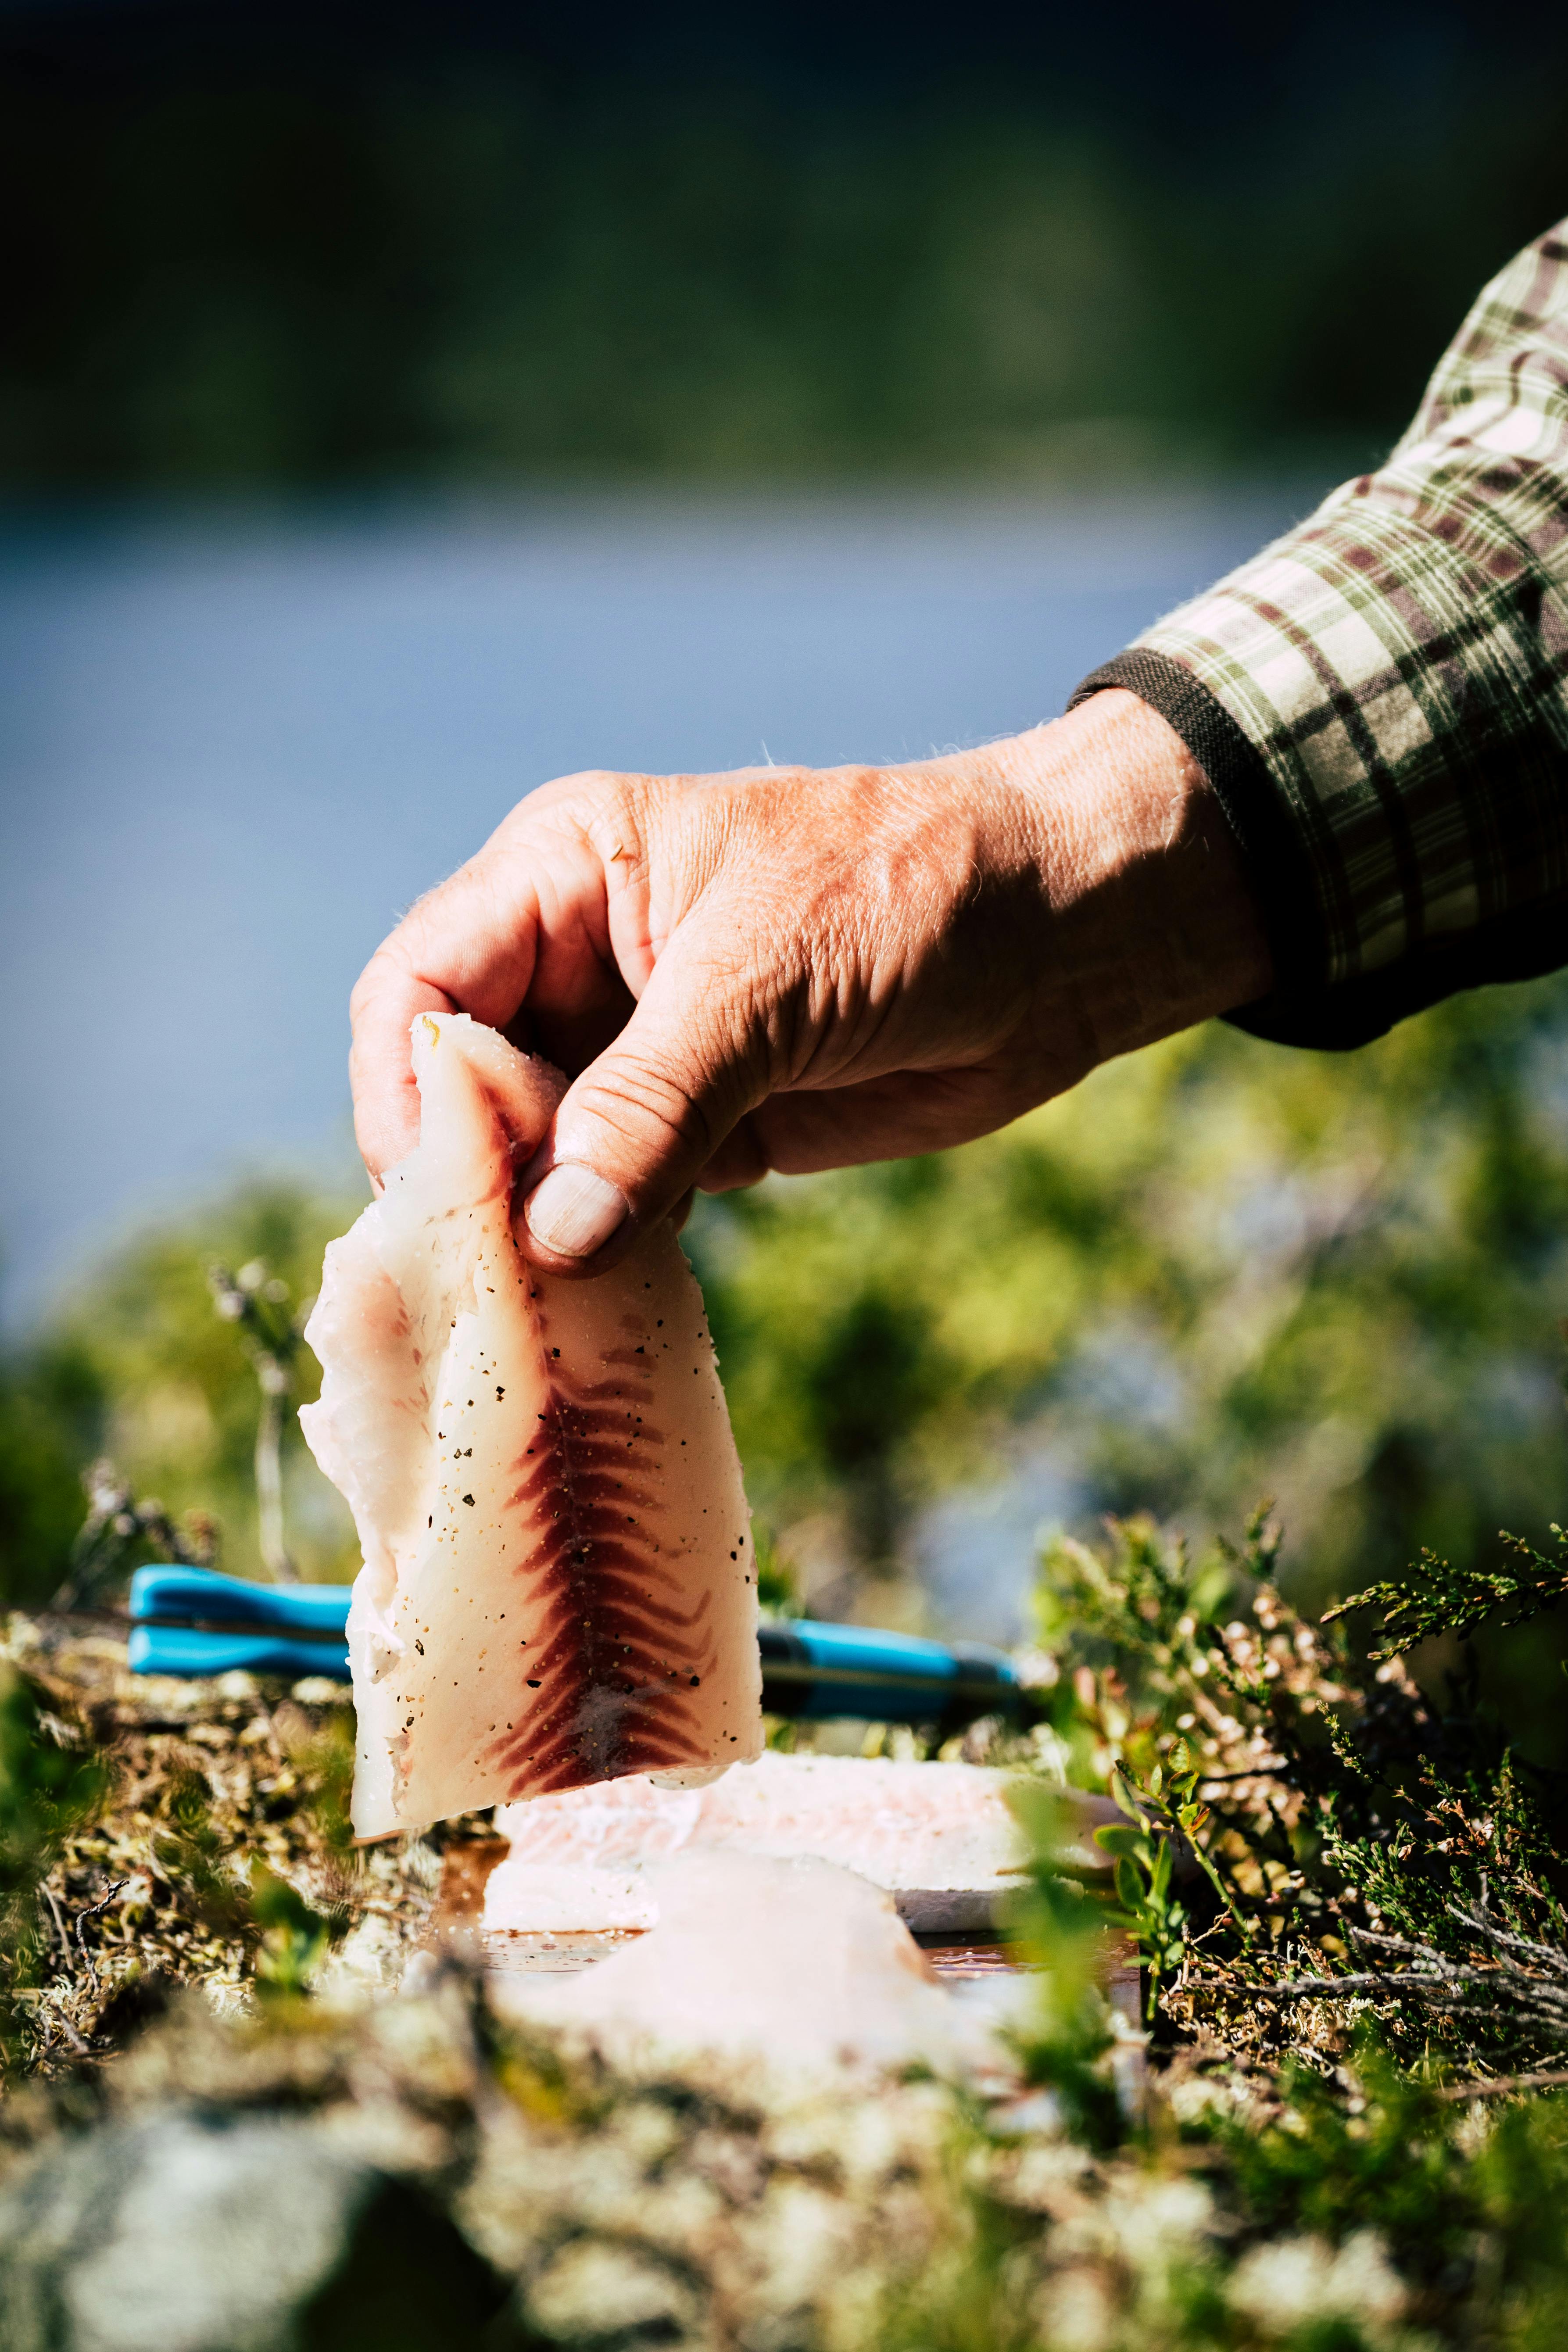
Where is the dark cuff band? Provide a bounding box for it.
[1068,650,1328,1027]
[1072,652,1568,1050]
[1073,648,1568,1049]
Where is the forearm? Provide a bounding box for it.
[1006,687,1274,1068]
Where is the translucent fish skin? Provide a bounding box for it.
[487,1752,1024,1895]
[300,1012,761,1836]
[489,1851,990,2080]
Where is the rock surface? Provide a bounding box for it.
[0,2110,508,2352]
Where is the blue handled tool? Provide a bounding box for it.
[128,1567,354,1682]
[755,1617,1019,1728]
[128,1565,1020,1730]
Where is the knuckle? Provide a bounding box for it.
[525,769,643,835]
[348,929,425,1023]
[550,766,631,796]
[578,1058,720,1169]
[510,771,654,871]
[348,946,400,1026]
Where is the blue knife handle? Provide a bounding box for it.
[127,1568,1018,1724]
[128,1623,351,1681]
[760,1618,1017,1723]
[130,1565,351,1639]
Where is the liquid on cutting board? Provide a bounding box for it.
[300,1012,762,1836]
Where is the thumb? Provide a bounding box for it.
[516,942,771,1271]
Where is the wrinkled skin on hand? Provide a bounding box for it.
[350,691,1271,1276]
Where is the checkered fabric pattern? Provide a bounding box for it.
[1074,221,1568,1049]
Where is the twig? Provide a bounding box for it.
[1438,2068,1568,2100]
[1184,1971,1414,2002]
[46,2008,91,2056]
[73,1880,129,1988]
[208,1263,305,1582]
[53,1458,215,1610]
[1446,1903,1568,1975]
[39,1881,71,1969]
[1188,1889,1568,2045]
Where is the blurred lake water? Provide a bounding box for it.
[0,483,1322,1332]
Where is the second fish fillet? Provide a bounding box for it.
[300,1012,762,1836]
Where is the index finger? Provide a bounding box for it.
[348,851,546,1184]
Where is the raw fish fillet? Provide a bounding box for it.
[490,1850,991,2078]
[482,1751,1117,1931]
[299,1012,762,1836]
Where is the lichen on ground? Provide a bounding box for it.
[0,1611,465,2061]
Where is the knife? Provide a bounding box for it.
[127,1564,1021,1730]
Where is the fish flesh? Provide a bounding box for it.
[489,1849,994,2079]
[300,1012,761,1836]
[482,1750,1117,1932]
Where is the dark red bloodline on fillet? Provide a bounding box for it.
[483,1368,717,1796]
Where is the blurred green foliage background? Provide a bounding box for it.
[698,977,1568,1634]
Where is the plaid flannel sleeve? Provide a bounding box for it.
[1072,220,1568,1049]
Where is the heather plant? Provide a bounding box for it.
[50,1457,217,1613]
[1022,1509,1568,2084]
[205,1258,319,1584]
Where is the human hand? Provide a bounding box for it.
[349,689,1271,1273]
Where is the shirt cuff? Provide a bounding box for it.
[1070,650,1568,1051]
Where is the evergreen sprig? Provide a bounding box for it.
[1324,1529,1568,1661]
[1027,1510,1568,2074]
